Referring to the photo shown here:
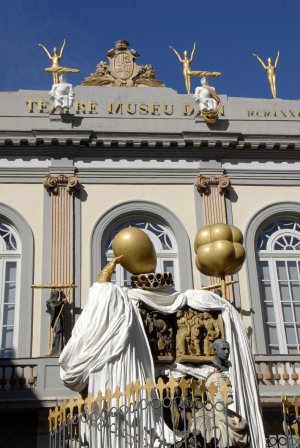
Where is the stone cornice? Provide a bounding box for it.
[0,131,299,151]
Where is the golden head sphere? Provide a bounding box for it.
[112,227,157,275]
[194,223,245,276]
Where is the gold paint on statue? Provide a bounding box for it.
[31,283,76,289]
[112,227,157,274]
[194,224,245,299]
[169,43,221,94]
[253,51,280,99]
[194,224,245,276]
[39,39,80,84]
[97,255,124,283]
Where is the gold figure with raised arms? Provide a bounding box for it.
[169,43,221,94]
[39,39,79,84]
[253,51,280,98]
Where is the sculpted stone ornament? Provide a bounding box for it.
[49,74,75,112]
[191,340,250,448]
[196,175,231,196]
[43,175,81,195]
[81,40,165,87]
[194,76,223,124]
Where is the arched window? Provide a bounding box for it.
[102,217,180,289]
[257,219,300,354]
[0,204,33,358]
[91,201,193,291]
[245,202,300,354]
[0,223,21,358]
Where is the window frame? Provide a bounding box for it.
[91,201,193,291]
[103,218,181,289]
[0,204,34,358]
[245,202,300,354]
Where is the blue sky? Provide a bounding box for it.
[0,0,299,99]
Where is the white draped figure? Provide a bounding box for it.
[49,73,75,111]
[59,280,265,448]
[193,76,218,111]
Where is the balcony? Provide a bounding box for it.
[0,357,74,408]
[1,355,299,408]
[254,354,300,403]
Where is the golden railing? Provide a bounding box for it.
[48,376,231,430]
[281,395,300,447]
[49,376,300,448]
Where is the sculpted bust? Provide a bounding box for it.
[49,74,75,112]
[211,338,232,371]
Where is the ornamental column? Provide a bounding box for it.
[43,174,81,338]
[196,174,234,301]
[196,175,231,225]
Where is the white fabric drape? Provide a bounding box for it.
[59,283,265,448]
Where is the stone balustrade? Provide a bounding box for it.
[0,360,37,390]
[255,355,300,386]
[0,357,74,407]
[0,355,299,406]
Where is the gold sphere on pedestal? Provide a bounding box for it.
[194,223,245,276]
[112,227,157,275]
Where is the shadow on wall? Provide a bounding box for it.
[0,350,48,448]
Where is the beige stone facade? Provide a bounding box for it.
[1,84,300,445]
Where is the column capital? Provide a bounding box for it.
[43,175,81,195]
[196,174,231,196]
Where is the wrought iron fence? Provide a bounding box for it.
[48,371,300,448]
[49,376,252,448]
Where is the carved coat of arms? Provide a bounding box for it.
[82,40,165,87]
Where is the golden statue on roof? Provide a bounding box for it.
[39,39,80,84]
[253,51,280,99]
[81,40,165,87]
[169,43,221,94]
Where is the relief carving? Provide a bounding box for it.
[139,304,224,365]
[176,308,223,363]
[139,305,175,363]
[81,40,165,88]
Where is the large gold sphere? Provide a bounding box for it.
[112,227,157,275]
[194,223,245,276]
